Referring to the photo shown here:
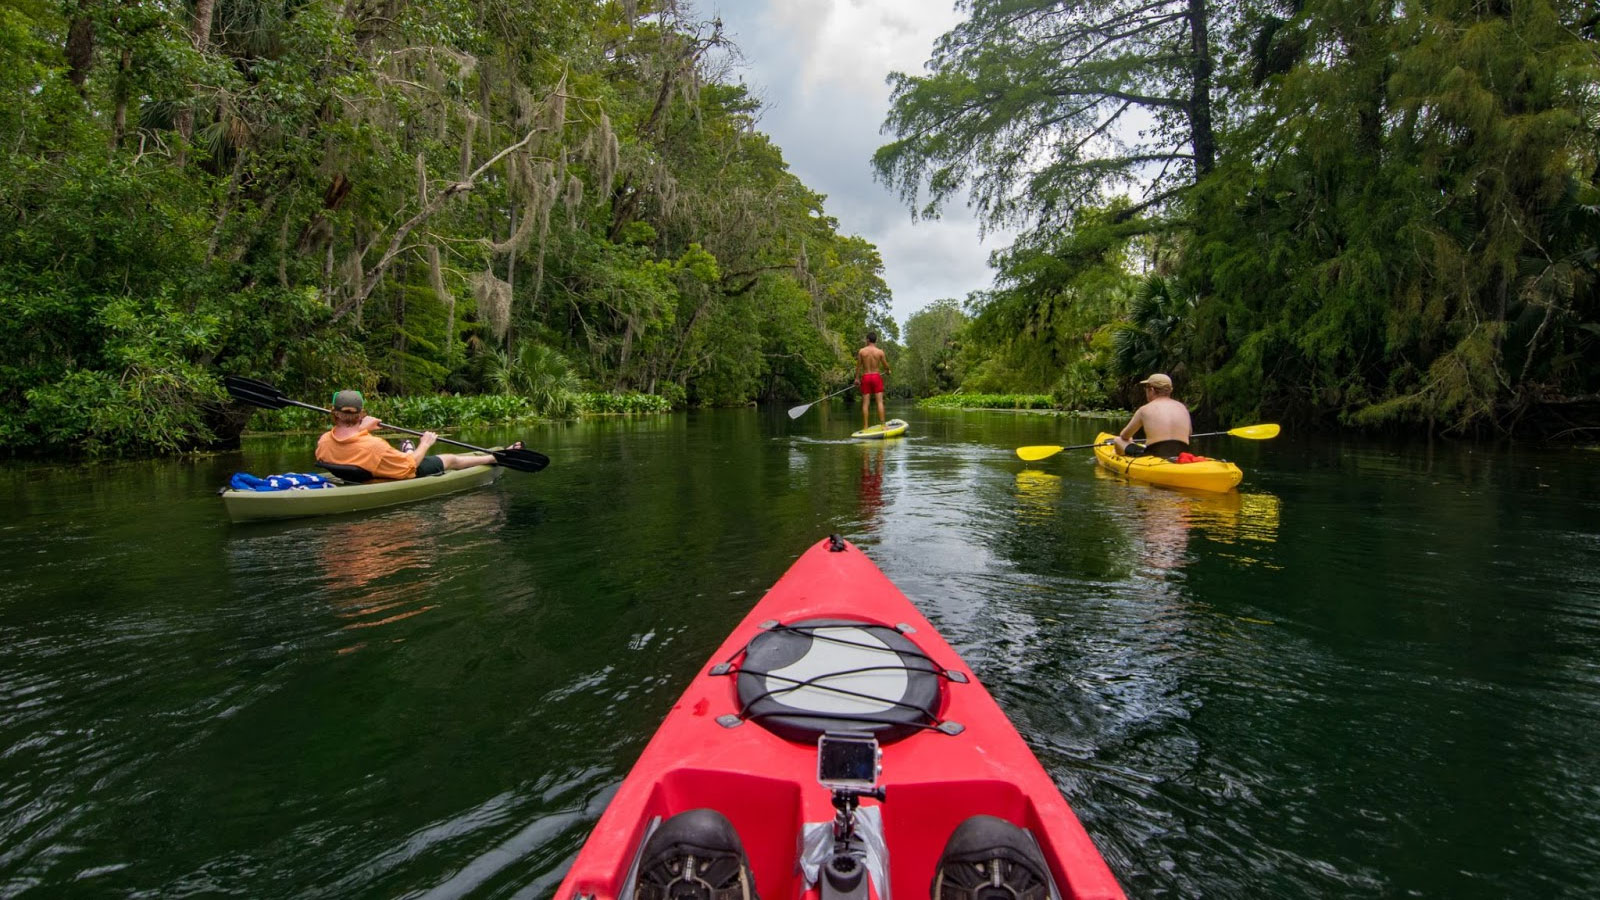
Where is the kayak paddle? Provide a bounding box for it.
[223,375,551,473]
[787,384,854,420]
[1015,438,1114,461]
[1015,423,1280,462]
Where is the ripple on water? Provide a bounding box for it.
[6,416,1600,897]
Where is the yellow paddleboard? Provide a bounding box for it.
[852,419,909,439]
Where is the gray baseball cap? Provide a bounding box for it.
[332,390,365,412]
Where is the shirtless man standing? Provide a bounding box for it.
[856,333,891,431]
[1114,373,1193,458]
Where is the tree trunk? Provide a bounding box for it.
[175,0,217,164]
[427,245,455,356]
[1186,0,1216,176]
[65,8,95,92]
[504,204,518,351]
[393,259,407,392]
[112,47,131,148]
[608,176,640,242]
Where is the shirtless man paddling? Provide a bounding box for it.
[1114,373,1193,458]
[856,333,891,432]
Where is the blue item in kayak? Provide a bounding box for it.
[228,472,338,492]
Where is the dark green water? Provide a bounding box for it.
[2,406,1598,898]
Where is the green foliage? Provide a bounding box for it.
[488,342,582,418]
[875,0,1216,230]
[246,389,673,432]
[1180,0,1600,432]
[574,392,673,414]
[10,0,1591,448]
[382,393,541,430]
[883,0,1598,434]
[247,393,541,433]
[246,407,331,433]
[919,393,1056,410]
[1110,274,1196,379]
[654,381,689,410]
[901,299,968,396]
[1050,330,1119,410]
[0,0,892,456]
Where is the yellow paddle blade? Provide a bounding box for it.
[1227,424,1281,440]
[1016,445,1065,461]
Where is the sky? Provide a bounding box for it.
[706,0,1009,332]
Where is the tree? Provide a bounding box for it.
[1111,274,1195,380]
[902,299,969,395]
[873,0,1225,234]
[0,0,898,454]
[1186,0,1600,431]
[875,0,1598,433]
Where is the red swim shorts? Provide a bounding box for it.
[860,373,885,395]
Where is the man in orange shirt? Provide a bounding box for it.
[315,390,507,479]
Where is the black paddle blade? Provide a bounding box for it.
[492,447,551,473]
[223,375,292,410]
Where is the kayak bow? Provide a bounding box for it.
[555,536,1124,900]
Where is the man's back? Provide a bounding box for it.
[317,428,417,480]
[857,345,887,374]
[1137,396,1192,444]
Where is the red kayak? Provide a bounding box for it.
[555,535,1125,900]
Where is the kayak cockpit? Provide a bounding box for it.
[609,774,1066,900]
[717,618,966,742]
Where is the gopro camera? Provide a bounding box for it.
[817,732,881,791]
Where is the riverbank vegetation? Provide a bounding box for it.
[918,394,1055,412]
[0,0,891,456]
[880,0,1599,436]
[245,390,670,435]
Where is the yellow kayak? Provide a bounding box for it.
[1092,432,1242,492]
[851,418,908,439]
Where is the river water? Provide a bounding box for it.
[2,406,1597,898]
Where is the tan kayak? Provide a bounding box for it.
[221,464,502,523]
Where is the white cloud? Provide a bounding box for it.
[764,0,957,102]
[875,217,1000,307]
[710,0,1002,328]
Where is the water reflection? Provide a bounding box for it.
[321,514,439,653]
[325,491,511,652]
[1130,490,1191,577]
[218,490,513,656]
[1085,467,1280,566]
[1013,469,1062,526]
[1188,491,1281,573]
[321,514,432,593]
[857,441,886,533]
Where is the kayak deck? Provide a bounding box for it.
[1092,431,1242,492]
[852,418,908,439]
[555,536,1123,900]
[220,464,501,522]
